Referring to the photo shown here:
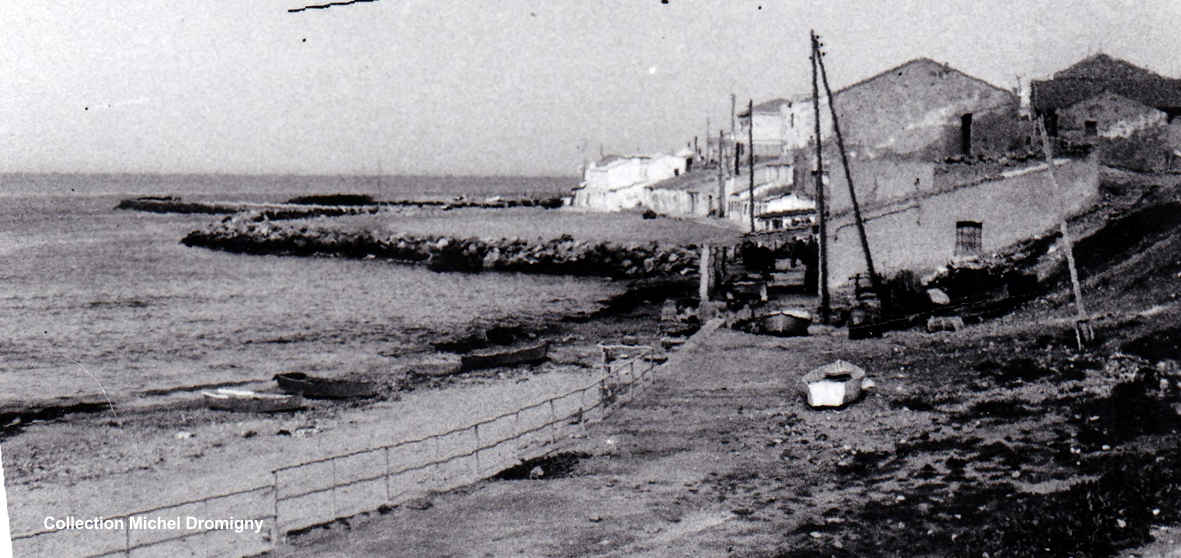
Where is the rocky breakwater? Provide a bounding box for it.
[116,196,381,220]
[181,219,700,279]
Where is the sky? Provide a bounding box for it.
[2,0,1180,176]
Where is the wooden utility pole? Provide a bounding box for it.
[1037,120,1093,349]
[718,129,727,218]
[730,94,737,141]
[815,35,883,299]
[748,99,756,233]
[810,30,830,322]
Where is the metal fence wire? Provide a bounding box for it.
[12,346,662,558]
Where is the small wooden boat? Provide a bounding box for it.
[800,360,866,408]
[761,309,812,337]
[202,388,304,413]
[273,372,379,399]
[460,342,549,371]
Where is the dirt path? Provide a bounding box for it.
[281,316,1181,557]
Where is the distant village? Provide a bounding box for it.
[570,53,1181,292]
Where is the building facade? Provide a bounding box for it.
[824,154,1100,293]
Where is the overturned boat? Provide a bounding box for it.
[460,342,549,371]
[273,372,379,399]
[202,388,304,413]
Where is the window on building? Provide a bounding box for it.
[955,221,983,257]
[1085,120,1098,137]
[960,113,973,155]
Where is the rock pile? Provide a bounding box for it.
[182,220,699,279]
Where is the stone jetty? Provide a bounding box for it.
[116,195,564,218]
[181,217,700,279]
[115,197,381,219]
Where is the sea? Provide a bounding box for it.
[0,173,619,405]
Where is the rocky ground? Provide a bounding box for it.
[274,168,1181,558]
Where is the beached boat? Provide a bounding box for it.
[202,388,304,413]
[273,372,379,399]
[760,309,812,337]
[460,342,549,371]
[800,360,866,408]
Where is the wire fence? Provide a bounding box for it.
[12,345,663,558]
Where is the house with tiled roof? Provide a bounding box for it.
[1032,54,1181,170]
[787,58,1021,163]
[1031,53,1181,132]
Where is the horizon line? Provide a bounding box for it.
[0,170,581,179]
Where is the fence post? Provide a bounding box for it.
[548,399,557,444]
[514,410,522,451]
[331,457,337,518]
[578,388,586,425]
[433,436,442,484]
[629,360,637,400]
[599,377,607,418]
[272,470,281,553]
[473,424,481,477]
[384,446,391,502]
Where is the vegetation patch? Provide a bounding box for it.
[1073,381,1180,449]
[493,452,591,481]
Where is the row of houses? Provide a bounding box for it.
[572,52,1181,291]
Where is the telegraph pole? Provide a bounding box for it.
[748,99,756,233]
[717,129,726,218]
[816,34,882,299]
[810,30,830,322]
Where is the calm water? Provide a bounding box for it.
[0,174,610,404]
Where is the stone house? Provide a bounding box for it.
[1058,92,1168,140]
[788,58,1023,165]
[1031,53,1181,170]
[1032,53,1181,133]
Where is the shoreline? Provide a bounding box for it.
[3,279,701,556]
[0,277,697,436]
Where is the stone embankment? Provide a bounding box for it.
[181,218,699,278]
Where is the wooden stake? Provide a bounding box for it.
[816,37,882,299]
[699,244,712,304]
[1037,121,1092,348]
[810,31,830,322]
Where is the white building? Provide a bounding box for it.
[737,98,792,158]
[583,155,651,190]
[572,152,696,212]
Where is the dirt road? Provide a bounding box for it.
[282,313,1181,557]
